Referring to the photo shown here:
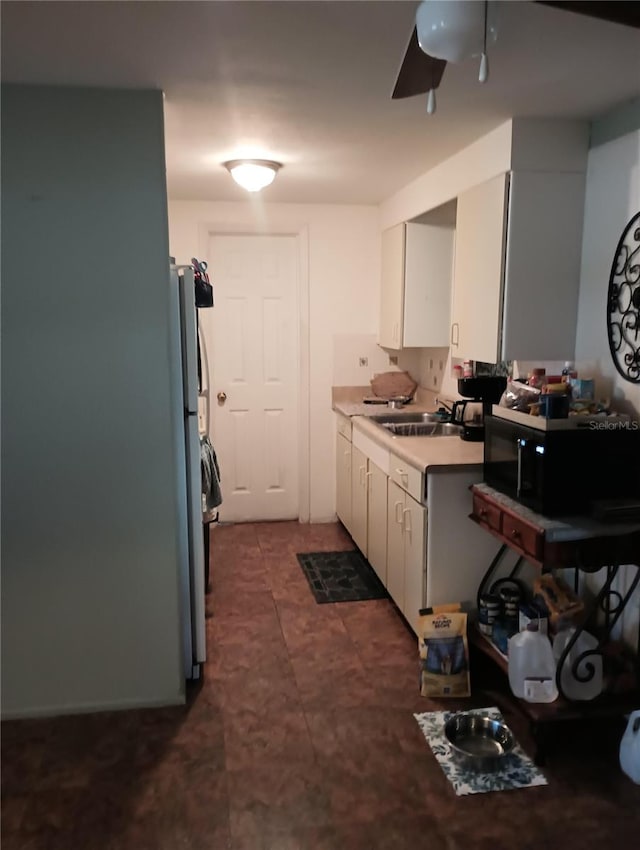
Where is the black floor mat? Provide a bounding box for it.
[295,550,388,604]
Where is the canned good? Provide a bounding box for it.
[478,593,501,636]
[498,585,521,620]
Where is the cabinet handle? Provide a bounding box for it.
[395,467,408,480]
[395,501,403,525]
[511,529,521,539]
[451,322,459,347]
[359,465,367,486]
[403,508,412,535]
[365,471,373,478]
[479,508,487,518]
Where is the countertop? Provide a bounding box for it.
[333,398,484,473]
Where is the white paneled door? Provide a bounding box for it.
[201,234,299,521]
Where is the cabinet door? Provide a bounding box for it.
[501,171,584,361]
[336,432,352,533]
[403,223,453,348]
[402,492,427,635]
[452,173,508,363]
[367,461,388,585]
[386,480,405,609]
[378,223,405,350]
[350,445,368,555]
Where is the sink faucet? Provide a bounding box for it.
[436,397,454,416]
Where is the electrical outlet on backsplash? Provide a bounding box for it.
[417,347,448,393]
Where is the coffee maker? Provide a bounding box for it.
[451,376,507,441]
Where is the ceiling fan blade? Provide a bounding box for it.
[392,26,447,100]
[536,2,640,29]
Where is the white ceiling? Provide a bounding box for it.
[2,1,639,204]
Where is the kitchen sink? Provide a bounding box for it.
[368,412,446,425]
[380,421,462,437]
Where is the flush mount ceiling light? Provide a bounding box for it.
[223,159,282,192]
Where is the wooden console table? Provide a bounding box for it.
[469,483,640,763]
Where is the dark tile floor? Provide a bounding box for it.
[2,521,639,849]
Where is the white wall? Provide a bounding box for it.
[379,120,513,230]
[168,200,380,522]
[1,86,185,717]
[575,129,640,416]
[574,127,640,649]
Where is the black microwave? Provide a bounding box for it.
[484,413,640,516]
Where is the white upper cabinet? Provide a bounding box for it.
[379,222,454,350]
[451,170,585,363]
[379,223,405,350]
[450,174,508,364]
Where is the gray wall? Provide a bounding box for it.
[1,85,185,716]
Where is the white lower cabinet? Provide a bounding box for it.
[402,491,427,634]
[339,418,500,636]
[387,480,406,610]
[350,444,368,556]
[387,480,427,634]
[338,418,426,634]
[367,461,388,586]
[336,432,352,534]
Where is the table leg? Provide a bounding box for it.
[476,544,509,610]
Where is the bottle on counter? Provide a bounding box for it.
[462,359,474,378]
[528,368,546,389]
[508,622,558,703]
[620,710,640,785]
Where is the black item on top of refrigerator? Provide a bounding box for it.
[192,257,214,308]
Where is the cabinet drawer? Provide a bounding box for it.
[336,412,352,440]
[472,492,502,533]
[502,513,543,560]
[389,453,423,503]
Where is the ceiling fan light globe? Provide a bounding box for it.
[479,52,489,83]
[416,0,497,63]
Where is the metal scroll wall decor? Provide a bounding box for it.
[607,211,640,383]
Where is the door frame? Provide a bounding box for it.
[198,221,310,523]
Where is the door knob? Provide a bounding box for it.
[217,392,227,404]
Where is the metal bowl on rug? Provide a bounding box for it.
[444,713,515,772]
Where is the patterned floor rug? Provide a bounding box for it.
[296,550,388,604]
[414,706,548,795]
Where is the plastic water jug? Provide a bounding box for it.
[552,628,603,701]
[620,710,640,784]
[508,623,558,703]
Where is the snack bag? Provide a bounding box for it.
[419,606,470,698]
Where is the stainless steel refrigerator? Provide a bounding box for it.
[170,264,206,679]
